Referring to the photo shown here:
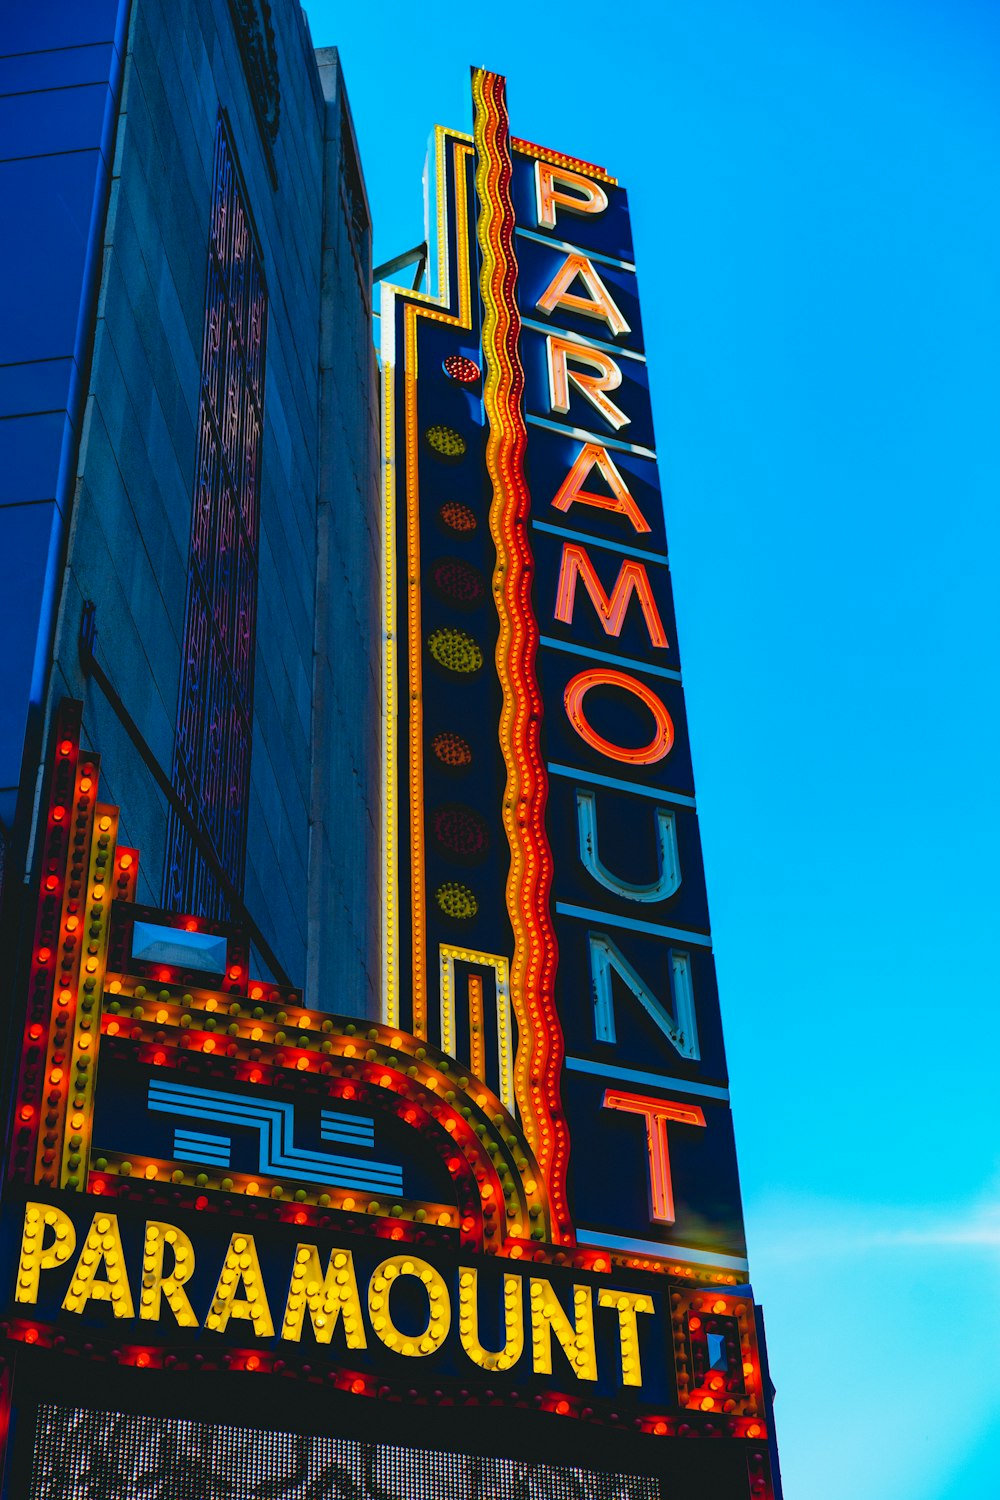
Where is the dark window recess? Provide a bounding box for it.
[163,116,268,922]
[226,0,280,187]
[339,98,371,300]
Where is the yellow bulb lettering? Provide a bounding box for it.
[458,1268,523,1372]
[140,1221,198,1328]
[598,1287,654,1387]
[280,1246,366,1348]
[205,1232,273,1337]
[15,1203,76,1305]
[529,1277,597,1381]
[62,1212,134,1319]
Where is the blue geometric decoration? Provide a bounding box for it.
[172,1127,232,1168]
[147,1080,403,1195]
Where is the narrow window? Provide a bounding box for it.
[163,115,267,918]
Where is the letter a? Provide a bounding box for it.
[552,443,650,533]
[537,254,630,337]
[205,1233,274,1337]
[62,1212,134,1319]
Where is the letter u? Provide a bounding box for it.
[576,790,680,902]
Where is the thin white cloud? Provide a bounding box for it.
[880,1215,1000,1248]
[747,1197,1000,1261]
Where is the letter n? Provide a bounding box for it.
[589,932,699,1059]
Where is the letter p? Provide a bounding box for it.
[16,1202,76,1304]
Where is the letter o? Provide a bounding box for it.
[368,1256,451,1357]
[563,668,674,765]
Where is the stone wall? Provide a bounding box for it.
[38,1,379,1010]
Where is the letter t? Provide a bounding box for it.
[602,1091,706,1224]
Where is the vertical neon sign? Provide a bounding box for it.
[382,71,749,1277]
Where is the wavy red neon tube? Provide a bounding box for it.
[472,68,573,1244]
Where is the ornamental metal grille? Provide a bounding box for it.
[163,115,267,920]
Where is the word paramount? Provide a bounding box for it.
[16,1203,654,1389]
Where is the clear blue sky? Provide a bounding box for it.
[303,3,1000,1494]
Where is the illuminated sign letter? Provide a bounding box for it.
[564,667,674,765]
[458,1268,524,1372]
[205,1233,274,1337]
[529,1277,597,1380]
[281,1245,367,1348]
[555,542,669,648]
[62,1211,135,1319]
[603,1091,707,1224]
[547,336,629,431]
[368,1255,451,1357]
[597,1287,654,1387]
[537,254,630,337]
[140,1221,198,1327]
[552,443,650,532]
[590,932,698,1057]
[577,791,680,902]
[15,1202,76,1305]
[535,162,609,229]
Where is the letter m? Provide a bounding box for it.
[554,542,668,649]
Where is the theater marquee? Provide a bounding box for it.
[0,69,778,1500]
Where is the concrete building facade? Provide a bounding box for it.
[0,0,381,1013]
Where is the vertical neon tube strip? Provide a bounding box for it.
[472,68,573,1242]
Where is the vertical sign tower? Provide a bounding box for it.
[380,67,778,1493]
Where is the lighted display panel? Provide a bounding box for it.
[27,1407,661,1499]
[0,66,779,1500]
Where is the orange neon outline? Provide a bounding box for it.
[467,973,486,1082]
[438,944,515,1114]
[61,801,120,1187]
[535,162,609,230]
[603,1090,706,1223]
[563,667,675,766]
[537,254,630,338]
[96,989,545,1243]
[512,136,617,186]
[381,346,399,1029]
[551,442,650,532]
[473,67,574,1244]
[10,702,82,1183]
[554,542,669,648]
[381,130,475,1036]
[547,335,629,431]
[34,751,99,1186]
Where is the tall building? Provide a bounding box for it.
[0,4,782,1496]
[0,0,380,1013]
